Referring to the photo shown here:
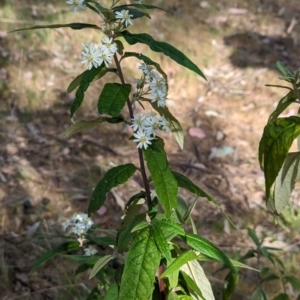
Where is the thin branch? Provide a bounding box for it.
[113,53,152,208]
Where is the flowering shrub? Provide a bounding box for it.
[11,0,262,299]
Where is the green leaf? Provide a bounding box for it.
[152,218,185,240]
[10,23,101,33]
[113,7,151,19]
[247,228,260,247]
[71,66,104,117]
[230,259,259,272]
[168,292,180,300]
[86,235,116,247]
[268,90,297,122]
[284,275,300,290]
[104,283,119,300]
[180,260,214,300]
[117,213,146,252]
[88,1,115,20]
[120,51,168,83]
[178,296,194,300]
[151,225,172,262]
[62,255,100,265]
[251,288,267,300]
[148,101,184,149]
[62,117,106,138]
[273,294,291,300]
[276,61,294,79]
[86,287,102,300]
[131,221,149,233]
[222,271,239,300]
[67,68,117,93]
[29,241,79,273]
[176,196,189,223]
[88,163,137,215]
[160,251,198,279]
[98,83,131,117]
[259,117,300,200]
[183,198,198,223]
[121,31,206,80]
[113,4,167,13]
[261,274,280,283]
[269,152,300,214]
[121,197,145,228]
[143,141,178,218]
[89,255,114,279]
[183,233,236,273]
[172,171,236,228]
[119,228,161,300]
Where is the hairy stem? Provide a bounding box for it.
[113,53,152,207]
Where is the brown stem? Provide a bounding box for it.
[113,53,152,208]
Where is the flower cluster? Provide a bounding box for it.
[138,63,168,108]
[132,113,170,149]
[66,0,86,13]
[81,37,118,70]
[62,213,94,237]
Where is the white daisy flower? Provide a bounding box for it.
[133,129,154,149]
[115,10,134,27]
[151,89,167,107]
[99,49,113,67]
[131,114,146,132]
[81,42,102,70]
[66,0,86,13]
[100,37,118,55]
[84,246,98,256]
[149,78,167,92]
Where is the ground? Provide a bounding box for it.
[0,0,300,299]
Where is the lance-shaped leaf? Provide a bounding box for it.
[113,7,151,19]
[71,66,104,117]
[98,83,131,117]
[143,142,178,217]
[152,218,185,241]
[30,241,79,273]
[268,90,297,123]
[113,4,167,13]
[259,116,300,200]
[172,171,236,228]
[67,68,117,93]
[89,255,115,279]
[119,228,161,300]
[160,250,198,278]
[168,292,180,300]
[268,152,300,214]
[222,271,239,300]
[151,225,172,262]
[63,255,101,265]
[117,213,146,252]
[63,117,106,138]
[88,163,137,215]
[276,61,294,79]
[120,51,168,83]
[183,233,236,274]
[10,23,102,33]
[148,100,184,149]
[104,283,119,300]
[121,31,206,80]
[180,260,215,300]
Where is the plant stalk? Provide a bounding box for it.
[113,53,152,208]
